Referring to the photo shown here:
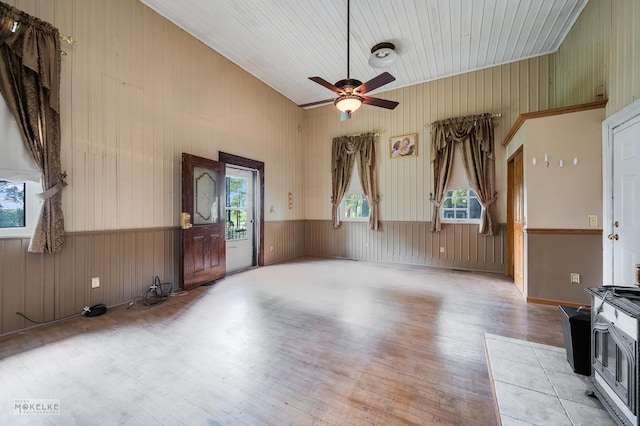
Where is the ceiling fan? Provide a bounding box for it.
[299,0,399,120]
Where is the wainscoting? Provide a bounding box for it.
[0,222,306,336]
[0,228,179,336]
[263,220,306,266]
[526,229,602,306]
[305,220,505,273]
[0,221,503,336]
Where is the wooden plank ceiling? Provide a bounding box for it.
[139,0,589,107]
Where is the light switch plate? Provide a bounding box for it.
[588,215,598,227]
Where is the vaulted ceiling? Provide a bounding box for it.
[139,0,589,108]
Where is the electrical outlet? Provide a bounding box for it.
[440,247,445,253]
[588,215,598,227]
[570,273,580,284]
[91,277,100,289]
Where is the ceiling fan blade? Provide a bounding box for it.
[362,95,399,110]
[340,111,352,121]
[356,72,396,94]
[298,98,336,108]
[309,77,343,94]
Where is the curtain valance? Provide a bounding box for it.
[331,133,380,230]
[431,113,495,159]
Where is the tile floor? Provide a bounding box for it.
[484,333,617,426]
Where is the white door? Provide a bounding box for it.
[225,167,255,273]
[603,99,640,286]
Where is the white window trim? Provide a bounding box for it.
[0,180,42,238]
[340,193,370,222]
[440,188,483,225]
[339,161,370,222]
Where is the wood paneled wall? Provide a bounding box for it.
[0,228,179,335]
[5,0,305,233]
[263,220,306,266]
[554,0,640,118]
[0,222,307,335]
[302,56,556,227]
[305,221,505,274]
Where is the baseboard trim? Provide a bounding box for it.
[527,297,589,309]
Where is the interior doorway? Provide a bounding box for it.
[507,146,525,294]
[225,166,256,273]
[218,152,264,273]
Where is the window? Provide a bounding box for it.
[0,181,25,227]
[0,180,40,237]
[441,188,483,223]
[340,162,369,221]
[1,93,42,238]
[341,193,370,221]
[225,176,248,240]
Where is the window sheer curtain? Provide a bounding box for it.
[331,133,380,230]
[430,113,499,235]
[0,2,65,253]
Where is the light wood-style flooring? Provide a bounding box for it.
[0,257,564,425]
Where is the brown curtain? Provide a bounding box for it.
[0,2,65,253]
[430,113,499,235]
[429,140,455,233]
[331,133,380,230]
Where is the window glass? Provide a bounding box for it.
[0,180,40,238]
[441,189,482,224]
[342,194,369,220]
[339,161,370,222]
[0,181,25,228]
[225,176,248,240]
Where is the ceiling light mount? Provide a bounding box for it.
[369,42,397,68]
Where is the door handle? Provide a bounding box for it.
[180,212,193,229]
[608,233,619,240]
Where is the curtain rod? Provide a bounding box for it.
[425,112,501,127]
[58,33,78,56]
[6,13,77,53]
[59,33,79,46]
[329,132,379,141]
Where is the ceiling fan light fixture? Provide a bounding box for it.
[335,94,363,113]
[368,42,397,68]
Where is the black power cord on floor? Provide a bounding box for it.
[16,309,84,325]
[127,276,174,309]
[15,311,46,324]
[17,277,179,320]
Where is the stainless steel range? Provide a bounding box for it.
[588,287,640,426]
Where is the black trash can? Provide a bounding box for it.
[559,305,591,376]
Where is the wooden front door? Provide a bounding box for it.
[181,153,226,290]
[507,147,525,293]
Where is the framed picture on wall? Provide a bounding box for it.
[389,134,418,158]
